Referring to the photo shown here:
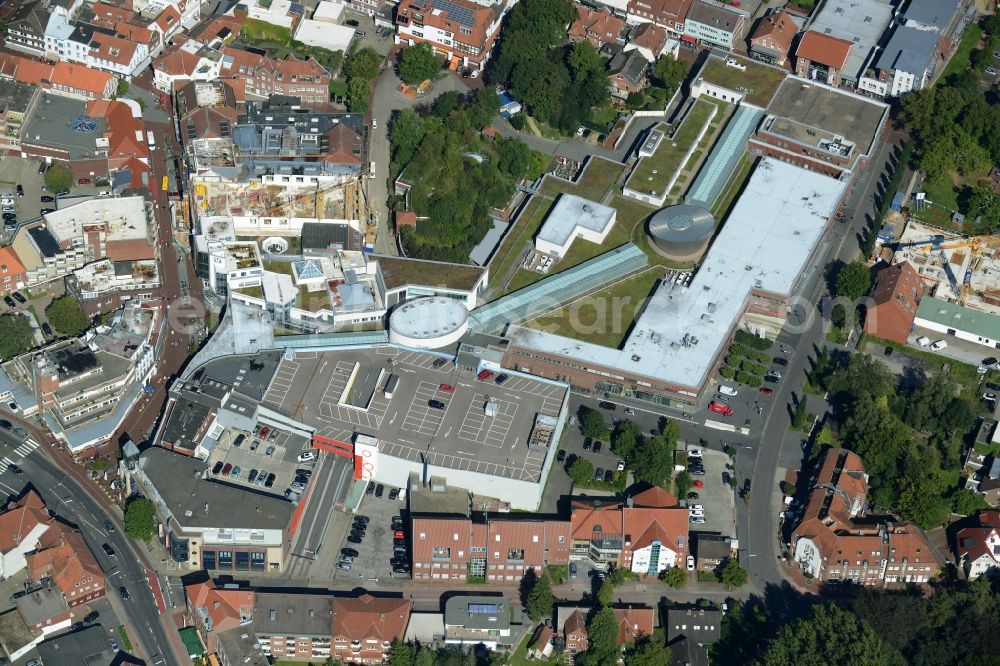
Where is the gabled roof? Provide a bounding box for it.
[0,246,26,278]
[608,49,649,86]
[632,486,678,508]
[628,22,669,56]
[613,606,654,645]
[26,526,104,598]
[563,609,587,637]
[186,579,254,634]
[49,62,114,96]
[795,30,853,69]
[750,10,797,54]
[569,6,624,44]
[331,593,411,643]
[0,491,50,554]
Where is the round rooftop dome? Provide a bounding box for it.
[647,204,715,261]
[388,296,470,349]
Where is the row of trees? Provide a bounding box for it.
[343,47,383,112]
[390,91,544,261]
[713,577,1000,665]
[808,353,981,527]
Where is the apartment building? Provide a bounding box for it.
[395,0,506,73]
[0,78,37,153]
[569,487,688,576]
[568,6,625,50]
[749,10,797,66]
[0,247,27,294]
[254,592,335,662]
[410,512,571,583]
[626,0,692,35]
[0,491,105,609]
[863,261,925,345]
[794,30,853,88]
[329,594,411,663]
[218,46,329,105]
[5,1,54,56]
[683,0,746,50]
[792,448,942,587]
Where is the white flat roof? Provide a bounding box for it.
[536,194,616,249]
[509,159,846,392]
[313,0,345,22]
[294,19,355,52]
[45,196,148,244]
[389,296,469,340]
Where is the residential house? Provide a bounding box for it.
[666,606,721,666]
[47,62,116,99]
[568,6,625,50]
[749,9,797,66]
[151,39,224,91]
[626,0,692,36]
[955,510,1000,580]
[613,605,655,645]
[570,486,689,576]
[395,0,506,73]
[683,0,746,51]
[863,261,925,345]
[858,25,940,98]
[5,1,50,56]
[691,533,733,572]
[794,30,853,87]
[527,624,554,660]
[562,609,588,653]
[443,596,512,650]
[217,47,329,105]
[801,0,894,88]
[254,592,335,662]
[608,49,649,101]
[972,457,1000,507]
[184,579,254,655]
[329,594,411,664]
[623,22,673,63]
[791,448,942,587]
[0,247,27,294]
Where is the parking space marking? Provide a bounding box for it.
[457,394,516,448]
[400,381,448,436]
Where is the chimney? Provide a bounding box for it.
[626,496,633,508]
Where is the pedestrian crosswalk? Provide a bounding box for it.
[1,437,39,469]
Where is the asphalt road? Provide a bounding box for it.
[0,429,177,665]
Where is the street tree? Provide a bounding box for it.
[661,566,687,589]
[525,573,554,621]
[719,557,748,589]
[674,471,693,498]
[579,407,606,438]
[0,314,34,360]
[581,607,619,665]
[760,604,905,666]
[389,109,426,165]
[124,498,156,541]
[399,43,441,85]
[834,261,872,301]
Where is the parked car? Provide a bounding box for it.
[494,373,509,385]
[594,467,604,481]
[366,483,375,496]
[557,449,566,463]
[342,548,359,557]
[297,450,317,462]
[102,543,116,557]
[221,463,232,476]
[39,195,54,203]
[428,399,446,410]
[688,448,702,458]
[687,492,699,500]
[337,560,353,570]
[16,185,23,197]
[347,534,363,544]
[41,322,52,337]
[598,401,616,410]
[375,484,385,498]
[432,357,448,368]
[603,469,613,482]
[7,463,22,476]
[687,555,695,571]
[583,437,592,451]
[718,385,738,396]
[759,387,774,396]
[2,296,13,307]
[439,383,455,393]
[765,371,782,382]
[593,441,602,453]
[389,488,399,500]
[265,473,276,487]
[477,369,495,381]
[617,459,625,471]
[212,461,224,474]
[40,208,55,215]
[119,586,130,600]
[772,357,788,366]
[233,434,245,447]
[230,466,241,479]
[104,519,115,532]
[247,469,258,484]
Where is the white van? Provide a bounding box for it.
[915,336,931,347]
[930,340,948,351]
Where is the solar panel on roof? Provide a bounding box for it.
[468,604,498,614]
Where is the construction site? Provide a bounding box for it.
[892,220,1000,314]
[188,174,374,243]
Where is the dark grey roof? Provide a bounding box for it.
[138,447,295,530]
[666,606,722,645]
[444,596,511,631]
[46,342,100,380]
[686,1,743,33]
[0,79,37,115]
[609,49,649,87]
[28,225,60,258]
[693,533,732,560]
[904,0,955,30]
[67,22,116,46]
[253,592,334,637]
[301,221,352,251]
[876,24,938,76]
[7,1,48,34]
[160,391,214,450]
[36,625,116,666]
[669,636,709,666]
[190,350,282,402]
[15,588,68,627]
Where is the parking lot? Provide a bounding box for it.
[206,426,314,497]
[329,487,409,582]
[263,348,568,484]
[684,447,736,539]
[0,156,104,231]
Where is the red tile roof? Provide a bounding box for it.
[796,30,853,69]
[26,528,105,601]
[613,606,654,645]
[331,594,411,643]
[49,62,114,97]
[15,59,54,86]
[750,10,797,56]
[0,491,50,554]
[105,239,154,261]
[569,6,625,45]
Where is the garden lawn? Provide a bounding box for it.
[525,268,661,346]
[539,156,624,200]
[940,24,982,83]
[487,195,555,290]
[625,100,714,192]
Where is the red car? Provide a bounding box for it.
[394,530,405,539]
[759,387,774,396]
[439,383,455,393]
[708,401,734,417]
[258,426,270,438]
[78,178,90,184]
[477,369,495,381]
[221,463,233,476]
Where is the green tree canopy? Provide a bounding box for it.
[343,48,382,111]
[44,163,73,193]
[652,54,688,94]
[951,487,989,515]
[625,641,670,666]
[399,43,441,85]
[631,432,676,487]
[661,566,687,589]
[759,604,905,666]
[0,314,34,361]
[580,407,607,438]
[674,471,693,498]
[45,296,89,336]
[611,419,641,460]
[389,109,426,165]
[569,457,595,485]
[525,572,554,621]
[834,261,872,301]
[124,498,156,542]
[719,557,748,589]
[581,606,620,665]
